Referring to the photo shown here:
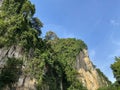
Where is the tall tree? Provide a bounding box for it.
[45,31,58,40]
[0,0,43,50]
[0,58,22,89]
[111,57,120,85]
[0,0,43,89]
[98,57,120,90]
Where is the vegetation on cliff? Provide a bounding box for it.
[0,0,87,90]
[0,58,22,89]
[111,57,120,85]
[0,0,118,90]
[96,68,111,85]
[98,57,120,90]
[0,0,43,50]
[30,31,88,90]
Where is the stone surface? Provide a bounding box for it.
[0,46,110,90]
[0,46,36,90]
[76,49,109,90]
[0,0,2,7]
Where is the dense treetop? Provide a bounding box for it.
[0,0,43,50]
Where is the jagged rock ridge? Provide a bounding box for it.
[76,49,110,90]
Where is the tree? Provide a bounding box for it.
[0,0,43,89]
[50,38,87,90]
[111,57,120,85]
[0,58,23,89]
[0,0,43,50]
[98,57,120,90]
[45,31,59,40]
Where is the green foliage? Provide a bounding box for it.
[111,57,120,83]
[30,37,87,90]
[98,85,120,90]
[0,57,23,89]
[110,57,120,90]
[96,68,111,85]
[45,31,59,40]
[51,38,87,90]
[0,0,87,90]
[98,57,120,90]
[0,0,43,50]
[30,41,62,90]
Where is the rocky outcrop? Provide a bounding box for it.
[76,49,110,90]
[0,0,2,7]
[0,46,23,67]
[16,76,36,90]
[0,46,37,90]
[0,46,111,90]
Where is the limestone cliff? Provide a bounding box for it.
[76,49,111,90]
[0,0,111,90]
[0,0,2,7]
[0,46,36,90]
[0,46,111,90]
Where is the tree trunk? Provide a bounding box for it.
[60,79,63,90]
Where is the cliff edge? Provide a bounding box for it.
[76,49,111,90]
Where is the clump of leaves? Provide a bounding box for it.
[0,57,23,89]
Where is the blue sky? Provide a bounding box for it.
[30,0,120,82]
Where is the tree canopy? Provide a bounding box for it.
[111,57,120,85]
[45,31,59,40]
[0,0,43,50]
[98,57,120,90]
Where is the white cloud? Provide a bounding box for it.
[110,19,120,26]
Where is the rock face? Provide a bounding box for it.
[0,0,2,6]
[0,46,37,90]
[76,49,110,90]
[0,47,110,90]
[0,46,23,69]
